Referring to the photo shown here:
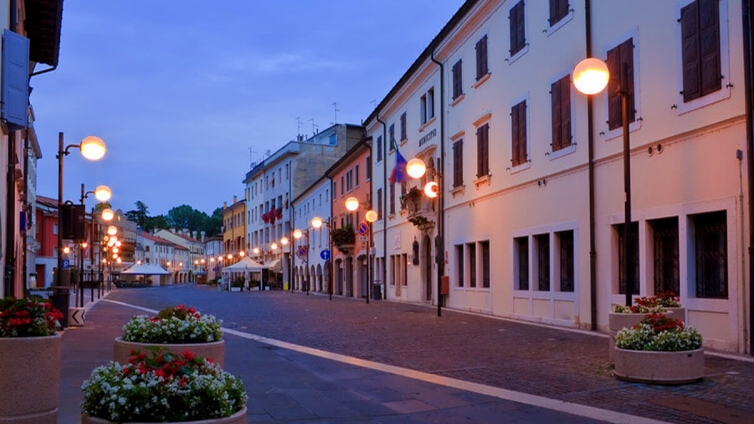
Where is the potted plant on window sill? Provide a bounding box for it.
[400,186,422,213]
[114,305,225,367]
[332,225,356,254]
[0,297,65,424]
[613,313,703,384]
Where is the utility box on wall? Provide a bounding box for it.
[441,276,449,295]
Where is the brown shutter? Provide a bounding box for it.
[561,75,571,148]
[476,126,483,177]
[453,140,463,187]
[681,1,701,101]
[516,2,526,52]
[549,0,568,25]
[453,60,463,99]
[620,39,636,124]
[551,79,562,150]
[509,5,518,55]
[476,36,488,80]
[606,45,622,130]
[509,2,525,55]
[699,0,721,96]
[511,105,520,165]
[607,40,634,130]
[482,125,489,176]
[520,102,527,163]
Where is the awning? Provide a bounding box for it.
[269,259,282,272]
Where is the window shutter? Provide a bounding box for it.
[476,126,483,177]
[453,60,463,99]
[481,36,488,76]
[400,112,406,141]
[453,140,463,187]
[681,1,701,101]
[620,39,636,124]
[476,35,488,80]
[519,102,527,163]
[515,2,526,54]
[549,0,568,25]
[509,4,518,55]
[561,75,571,148]
[482,125,489,176]
[1,30,30,130]
[606,46,622,130]
[699,0,721,96]
[606,40,635,131]
[551,79,562,150]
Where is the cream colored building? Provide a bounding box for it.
[365,0,750,353]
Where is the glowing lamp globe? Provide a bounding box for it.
[406,158,427,179]
[424,181,439,198]
[101,208,115,221]
[365,210,378,223]
[311,217,323,229]
[345,197,359,211]
[80,136,107,160]
[294,229,303,239]
[107,225,118,236]
[281,237,289,246]
[94,185,112,202]
[573,58,610,95]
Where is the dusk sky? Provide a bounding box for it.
[30,1,465,217]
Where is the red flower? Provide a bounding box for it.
[182,350,196,361]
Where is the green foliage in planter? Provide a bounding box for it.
[332,225,355,248]
[615,313,702,351]
[231,277,245,288]
[248,279,260,288]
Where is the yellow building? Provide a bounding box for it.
[222,195,246,264]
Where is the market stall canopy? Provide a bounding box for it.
[121,262,171,275]
[269,259,283,273]
[222,256,268,273]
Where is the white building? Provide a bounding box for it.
[153,229,205,282]
[244,123,364,288]
[291,176,332,293]
[365,0,751,353]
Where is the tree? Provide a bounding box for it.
[125,201,149,229]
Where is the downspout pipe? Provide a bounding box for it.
[431,51,445,317]
[376,114,387,300]
[742,0,754,355]
[585,0,598,331]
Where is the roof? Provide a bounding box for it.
[25,0,64,67]
[139,231,175,246]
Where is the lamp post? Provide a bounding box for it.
[280,236,291,291]
[294,228,309,295]
[79,184,111,308]
[573,57,634,307]
[406,157,443,317]
[54,133,106,327]
[344,197,377,304]
[311,216,333,300]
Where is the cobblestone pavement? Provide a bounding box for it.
[101,285,754,424]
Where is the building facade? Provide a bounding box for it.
[364,0,751,353]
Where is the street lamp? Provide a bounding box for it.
[55,133,107,328]
[79,183,112,308]
[406,157,444,317]
[311,216,333,300]
[345,196,377,304]
[293,228,310,295]
[573,57,634,307]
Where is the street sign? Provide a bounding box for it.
[358,236,368,243]
[298,246,307,257]
[320,249,330,260]
[62,259,70,270]
[358,221,369,235]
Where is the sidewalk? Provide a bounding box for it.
[59,286,754,423]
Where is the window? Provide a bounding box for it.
[377,136,383,162]
[456,244,464,287]
[616,222,639,295]
[606,38,636,130]
[511,100,527,166]
[556,230,574,292]
[332,181,337,202]
[481,241,490,288]
[550,75,572,151]
[401,253,408,285]
[680,0,721,102]
[389,182,395,215]
[509,1,526,56]
[534,234,550,291]
[549,0,569,26]
[400,112,407,141]
[691,211,727,298]
[453,139,464,188]
[345,171,352,192]
[389,124,396,152]
[377,188,383,219]
[468,243,477,288]
[355,164,360,187]
[452,59,463,100]
[515,236,529,290]
[476,123,489,177]
[651,217,679,295]
[365,156,371,181]
[421,88,435,125]
[340,176,345,196]
[475,35,488,80]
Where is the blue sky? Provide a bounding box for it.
[30,1,464,216]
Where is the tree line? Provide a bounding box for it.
[123,201,223,237]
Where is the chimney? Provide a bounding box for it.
[200,231,206,242]
[233,195,237,204]
[223,202,227,209]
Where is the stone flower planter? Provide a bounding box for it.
[0,333,62,424]
[613,348,704,384]
[114,337,225,367]
[608,308,685,363]
[82,406,247,424]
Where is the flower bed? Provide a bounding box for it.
[82,349,247,423]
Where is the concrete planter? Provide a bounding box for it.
[82,406,247,424]
[614,348,704,384]
[608,308,685,363]
[114,337,225,367]
[0,333,62,424]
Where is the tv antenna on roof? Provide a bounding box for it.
[248,147,257,167]
[331,102,339,124]
[296,117,303,138]
[308,118,318,135]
